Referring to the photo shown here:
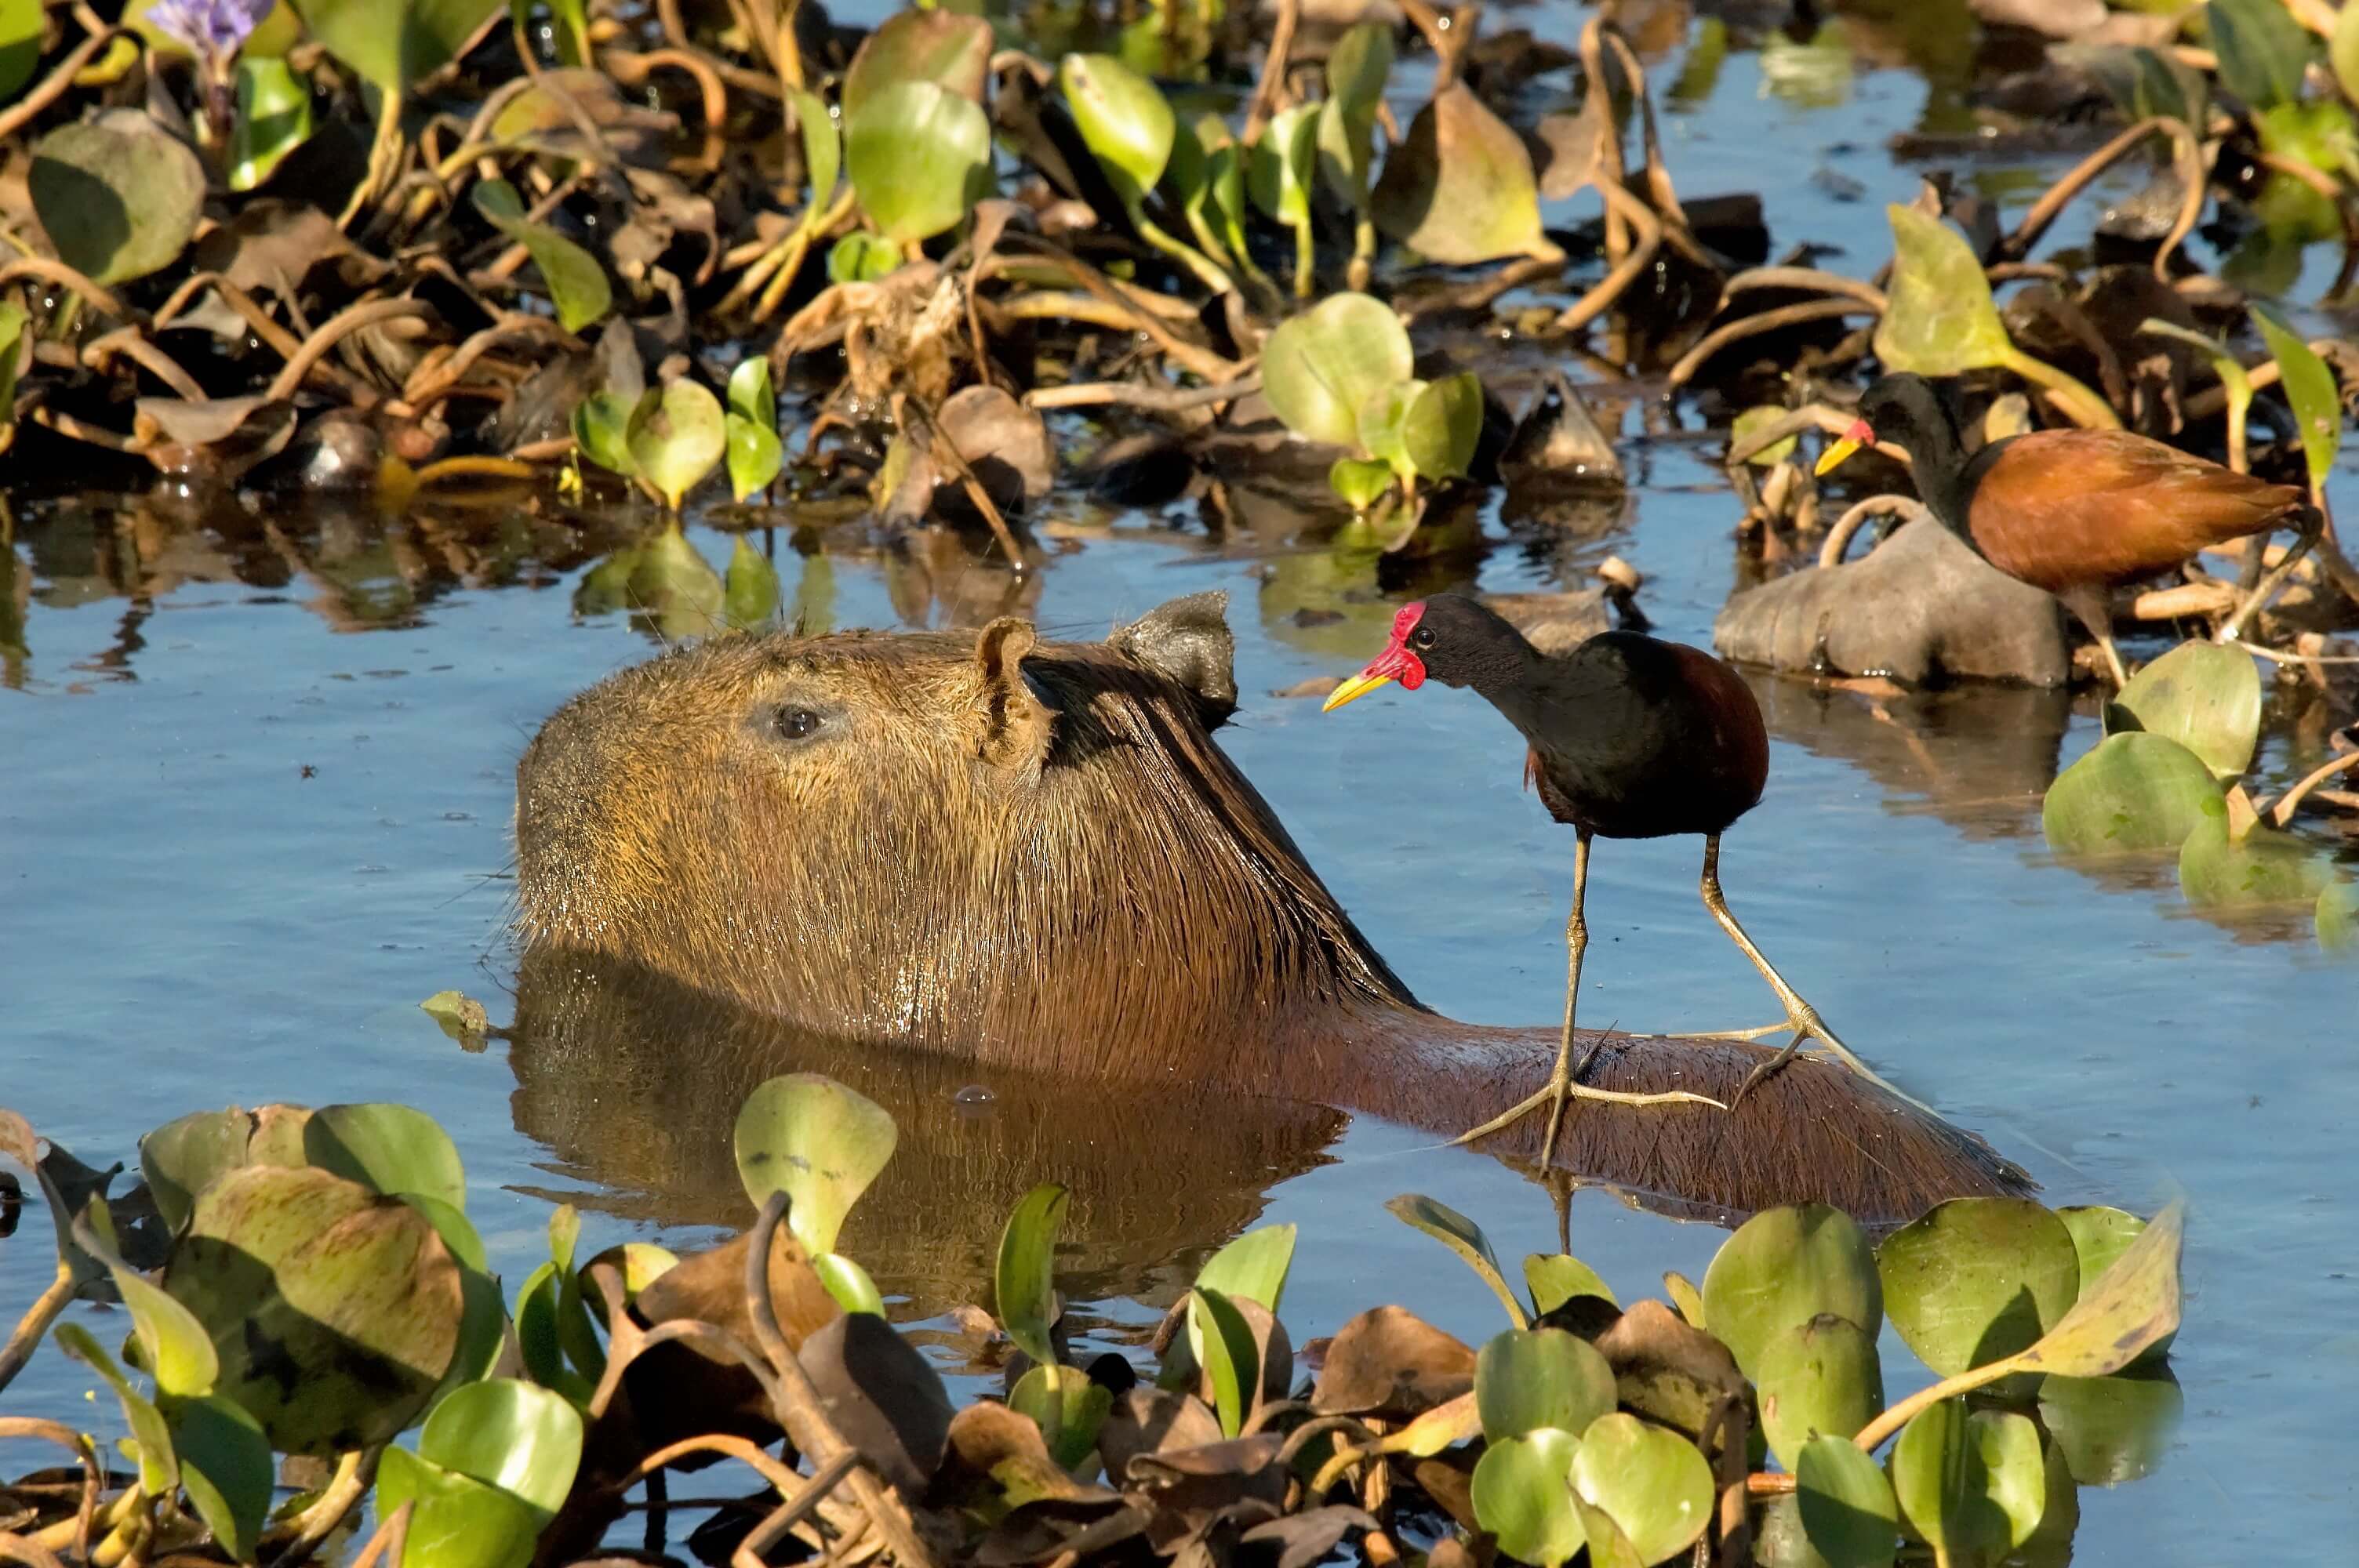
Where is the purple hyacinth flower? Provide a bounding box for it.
[145,0,274,62]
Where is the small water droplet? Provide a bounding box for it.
[953,1083,996,1106]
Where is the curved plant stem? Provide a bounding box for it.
[1556,176,1663,336]
[338,88,406,232]
[1291,216,1314,299]
[1852,1355,2026,1455]
[2262,750,2359,828]
[261,1448,371,1568]
[2003,117,2201,282]
[1999,347,2120,430]
[1129,207,1234,295]
[0,1263,73,1397]
[1240,0,1299,144]
[1666,299,1872,388]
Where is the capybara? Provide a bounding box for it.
[514,591,2031,1222]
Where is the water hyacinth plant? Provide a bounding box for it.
[0,1067,2186,1568]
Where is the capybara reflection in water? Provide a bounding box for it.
[515,591,2030,1221]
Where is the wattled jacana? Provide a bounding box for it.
[1323,595,1903,1162]
[1816,373,2319,684]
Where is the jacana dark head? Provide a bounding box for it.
[1813,373,1977,529]
[1321,593,1530,711]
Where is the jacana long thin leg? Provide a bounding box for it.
[1450,831,1722,1159]
[2059,584,2131,686]
[2218,505,2324,644]
[1699,834,1932,1114]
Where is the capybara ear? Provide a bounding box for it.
[1111,590,1237,729]
[971,616,1056,775]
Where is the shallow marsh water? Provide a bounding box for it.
[5,3,2359,1557]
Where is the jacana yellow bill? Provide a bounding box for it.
[1816,418,1874,477]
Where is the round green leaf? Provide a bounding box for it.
[471,177,612,335]
[732,1073,898,1257]
[995,1181,1069,1367]
[1261,293,1414,449]
[1009,1361,1113,1469]
[1525,1254,1619,1316]
[418,1378,583,1519]
[726,414,783,503]
[1470,1430,1585,1568]
[2105,641,2260,781]
[2178,798,2332,909]
[1877,1198,2079,1378]
[511,1261,593,1406]
[306,1102,466,1212]
[1358,381,1422,475]
[1758,1314,1884,1469]
[0,0,42,105]
[171,1392,274,1564]
[142,1109,259,1236]
[1060,53,1174,207]
[1795,1434,1898,1568]
[1371,82,1549,263]
[828,231,901,283]
[1701,1203,1881,1381]
[165,1166,461,1455]
[375,1446,545,1568]
[31,114,205,287]
[2037,1370,2183,1486]
[726,357,774,429]
[2014,1203,2183,1379]
[1873,205,2009,377]
[570,390,638,477]
[840,9,992,121]
[1571,1413,1714,1566]
[845,79,994,245]
[2041,731,2223,857]
[228,56,314,192]
[1187,1222,1295,1367]
[627,380,727,510]
[1402,371,1484,481]
[1969,1410,2045,1548]
[290,0,503,93]
[1476,1327,1616,1441]
[1888,1400,2006,1565]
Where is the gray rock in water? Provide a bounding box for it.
[1714,519,2072,688]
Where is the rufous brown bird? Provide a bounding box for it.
[1323,595,1909,1162]
[1816,373,2319,684]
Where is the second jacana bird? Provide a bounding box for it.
[1323,595,1907,1163]
[1816,373,2319,684]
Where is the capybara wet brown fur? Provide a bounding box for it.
[515,591,2031,1221]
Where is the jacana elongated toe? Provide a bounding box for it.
[1324,595,1914,1160]
[1816,373,2318,684]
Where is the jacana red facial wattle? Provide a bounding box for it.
[1816,373,2319,684]
[1325,594,1918,1163]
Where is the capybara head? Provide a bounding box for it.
[515,592,1410,1077]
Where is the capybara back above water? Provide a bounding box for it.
[515,591,2034,1222]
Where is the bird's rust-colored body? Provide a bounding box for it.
[1816,374,2317,683]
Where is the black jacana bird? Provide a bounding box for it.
[1816,373,2320,685]
[1323,595,1910,1162]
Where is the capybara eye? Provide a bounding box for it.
[1412,626,1437,649]
[776,706,822,741]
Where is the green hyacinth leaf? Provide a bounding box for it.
[56,1323,179,1497]
[1795,1434,1898,1568]
[787,87,840,215]
[2104,641,2261,782]
[1877,1198,2080,1379]
[995,1181,1069,1368]
[827,231,901,283]
[1060,53,1175,209]
[1874,205,2010,378]
[418,1377,583,1519]
[732,1073,899,1256]
[1387,1192,1528,1328]
[570,390,638,477]
[845,79,994,244]
[1701,1203,1881,1381]
[1246,103,1319,227]
[813,1250,885,1316]
[2206,0,2312,112]
[305,1102,467,1212]
[1260,292,1414,449]
[0,0,42,105]
[2251,301,2342,492]
[726,357,775,430]
[1570,1412,1714,1566]
[1008,1360,1113,1468]
[227,56,314,192]
[1401,371,1485,482]
[840,8,991,121]
[726,416,784,503]
[1886,1400,2030,1566]
[1663,1271,1707,1329]
[471,177,612,334]
[2056,1207,2173,1364]
[1329,456,1394,511]
[1370,81,1550,263]
[1359,381,1423,477]
[1190,1284,1260,1438]
[2041,731,2223,857]
[1475,1327,1616,1441]
[2179,797,2332,909]
[627,380,727,510]
[172,1392,274,1563]
[141,1109,260,1237]
[375,1446,546,1568]
[1757,1313,1884,1469]
[1187,1222,1296,1367]
[290,0,502,93]
[30,114,205,286]
[1470,1429,1585,1568]
[1524,1253,1619,1315]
